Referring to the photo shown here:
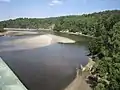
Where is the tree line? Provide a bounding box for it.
[0,10,120,90]
[0,17,56,29]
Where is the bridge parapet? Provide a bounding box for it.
[0,57,27,90]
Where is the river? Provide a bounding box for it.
[0,33,89,90]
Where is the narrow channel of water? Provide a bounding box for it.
[0,34,89,90]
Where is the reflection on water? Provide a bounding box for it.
[0,35,89,90]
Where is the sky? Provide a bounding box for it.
[0,0,120,21]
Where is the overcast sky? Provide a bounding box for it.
[0,0,120,20]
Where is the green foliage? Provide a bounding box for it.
[88,11,120,90]
[0,18,57,29]
[0,10,119,35]
[0,10,120,90]
[94,83,106,90]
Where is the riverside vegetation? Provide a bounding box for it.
[0,10,120,90]
[0,26,5,32]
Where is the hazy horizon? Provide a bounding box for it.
[0,0,120,21]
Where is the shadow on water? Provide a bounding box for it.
[0,42,89,90]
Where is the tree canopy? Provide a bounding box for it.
[0,10,120,90]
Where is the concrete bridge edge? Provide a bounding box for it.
[0,57,28,90]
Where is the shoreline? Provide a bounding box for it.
[63,58,94,90]
[0,31,39,36]
[59,31,96,38]
[0,32,7,36]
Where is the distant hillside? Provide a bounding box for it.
[0,17,57,29]
[0,10,120,33]
[1,10,120,90]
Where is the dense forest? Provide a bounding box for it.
[0,10,120,90]
[0,17,57,29]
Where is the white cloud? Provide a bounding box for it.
[0,0,11,2]
[49,0,63,6]
[52,0,62,4]
[49,3,54,6]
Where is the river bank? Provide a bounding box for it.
[0,31,39,36]
[64,70,91,90]
[0,32,7,36]
[64,58,94,90]
[59,31,95,38]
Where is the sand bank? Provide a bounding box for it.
[0,34,75,52]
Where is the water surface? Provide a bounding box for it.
[0,35,89,90]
